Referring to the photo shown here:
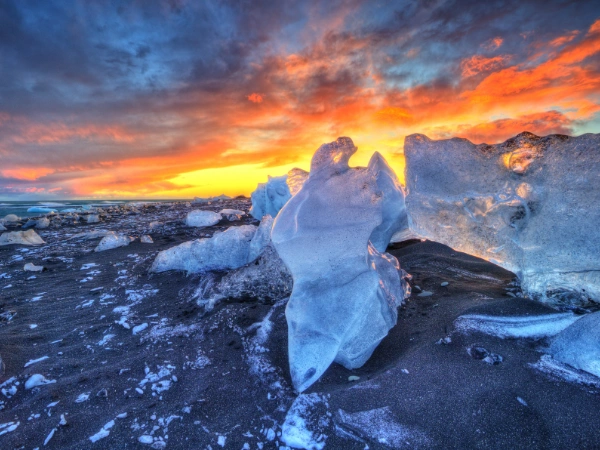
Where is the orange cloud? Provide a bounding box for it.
[461,55,512,77]
[482,37,503,51]
[247,93,264,103]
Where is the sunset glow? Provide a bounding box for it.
[1,1,599,199]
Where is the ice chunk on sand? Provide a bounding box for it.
[24,263,44,272]
[86,214,100,223]
[3,214,19,222]
[272,137,410,391]
[140,235,153,244]
[151,216,273,274]
[25,374,56,389]
[185,210,222,227]
[0,229,45,246]
[0,223,6,231]
[281,393,329,450]
[250,168,309,219]
[94,232,132,252]
[402,132,600,303]
[549,311,600,378]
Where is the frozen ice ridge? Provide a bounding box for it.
[151,216,273,274]
[402,132,600,304]
[250,168,309,219]
[272,137,410,392]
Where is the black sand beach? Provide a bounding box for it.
[1,200,599,449]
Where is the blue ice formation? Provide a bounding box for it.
[249,168,309,220]
[271,137,410,392]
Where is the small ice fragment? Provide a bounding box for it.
[401,369,410,374]
[441,282,449,287]
[59,414,67,426]
[25,374,56,389]
[44,427,57,445]
[132,323,148,335]
[135,388,144,395]
[517,397,528,406]
[417,291,433,297]
[47,401,59,408]
[75,392,90,403]
[89,427,110,443]
[348,376,360,381]
[24,356,50,368]
[185,210,222,227]
[217,435,226,447]
[29,324,38,329]
[140,235,153,244]
[138,435,154,444]
[116,413,127,419]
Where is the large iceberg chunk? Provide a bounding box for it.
[402,132,600,303]
[271,137,410,392]
[250,168,309,219]
[151,216,273,274]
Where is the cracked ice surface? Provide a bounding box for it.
[402,132,600,304]
[272,137,410,392]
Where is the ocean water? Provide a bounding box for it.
[0,200,175,219]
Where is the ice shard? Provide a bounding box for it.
[271,137,410,392]
[250,168,309,219]
[402,132,600,303]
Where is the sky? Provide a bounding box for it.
[1,0,599,200]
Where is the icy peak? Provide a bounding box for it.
[309,136,357,176]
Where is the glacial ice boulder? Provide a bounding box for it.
[250,168,309,219]
[271,137,410,392]
[0,229,46,246]
[402,132,600,303]
[185,210,222,227]
[151,216,274,274]
[191,194,231,204]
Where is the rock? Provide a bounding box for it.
[94,232,132,252]
[271,137,410,392]
[185,210,222,227]
[402,132,600,304]
[140,235,153,244]
[149,221,161,229]
[0,229,46,246]
[24,263,44,272]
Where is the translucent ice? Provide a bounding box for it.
[0,230,45,246]
[250,168,309,219]
[185,210,222,227]
[550,311,600,378]
[94,232,132,252]
[151,216,273,274]
[271,137,410,392]
[402,132,600,303]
